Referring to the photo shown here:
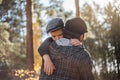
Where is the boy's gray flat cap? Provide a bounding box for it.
[46,18,64,33]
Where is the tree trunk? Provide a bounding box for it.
[75,0,80,17]
[26,0,34,70]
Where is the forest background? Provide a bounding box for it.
[0,0,120,80]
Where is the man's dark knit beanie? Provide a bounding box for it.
[65,17,88,35]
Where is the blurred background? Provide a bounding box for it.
[0,0,120,80]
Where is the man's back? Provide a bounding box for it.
[40,41,94,80]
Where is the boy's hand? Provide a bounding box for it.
[70,39,82,46]
[43,54,55,76]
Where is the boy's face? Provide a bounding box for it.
[50,29,63,41]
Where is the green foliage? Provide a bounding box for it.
[0,22,27,73]
[0,0,27,69]
[0,0,14,19]
[0,0,26,43]
[47,0,72,19]
[105,1,120,79]
[81,1,120,79]
[0,22,14,79]
[0,22,12,63]
[33,0,72,26]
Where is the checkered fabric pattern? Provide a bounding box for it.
[39,42,94,80]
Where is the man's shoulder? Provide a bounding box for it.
[78,49,92,62]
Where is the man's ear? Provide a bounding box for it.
[79,34,84,41]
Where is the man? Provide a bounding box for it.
[39,17,94,80]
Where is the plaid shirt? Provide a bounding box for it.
[40,42,94,80]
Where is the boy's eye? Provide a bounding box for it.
[52,36,55,38]
[58,33,63,36]
[58,35,61,36]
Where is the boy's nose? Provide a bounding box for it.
[55,37,60,40]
